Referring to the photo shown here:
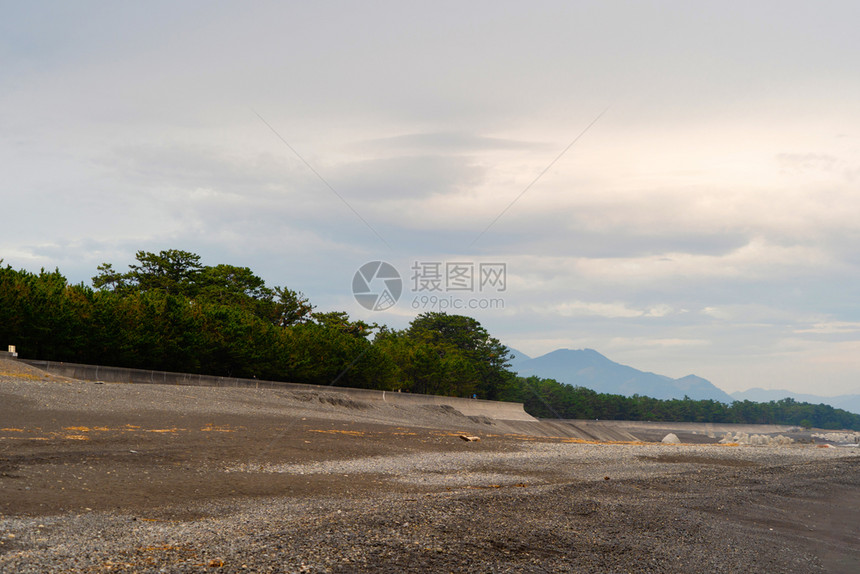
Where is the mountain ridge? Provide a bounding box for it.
[508,348,734,403]
[506,347,860,414]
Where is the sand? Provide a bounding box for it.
[1,359,858,573]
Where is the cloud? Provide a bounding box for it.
[354,132,548,154]
[616,337,709,348]
[700,304,810,324]
[536,300,679,320]
[776,152,838,173]
[795,321,860,335]
[565,239,832,289]
[548,301,644,319]
[330,155,486,201]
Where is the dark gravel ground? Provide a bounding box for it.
[1,360,858,573]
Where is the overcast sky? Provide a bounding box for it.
[2,1,859,395]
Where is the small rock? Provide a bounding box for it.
[661,433,681,444]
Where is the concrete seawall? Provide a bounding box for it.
[15,359,807,442]
[20,359,537,422]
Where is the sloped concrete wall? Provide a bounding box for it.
[21,359,537,421]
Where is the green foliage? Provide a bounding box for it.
[0,263,88,361]
[372,313,512,399]
[90,263,128,292]
[4,252,393,390]
[312,311,376,338]
[196,264,272,304]
[281,321,396,389]
[399,312,512,399]
[93,250,203,295]
[271,286,314,327]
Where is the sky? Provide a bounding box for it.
[2,1,859,396]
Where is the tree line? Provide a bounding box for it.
[0,250,507,397]
[2,250,858,430]
[504,376,859,430]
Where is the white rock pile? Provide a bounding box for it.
[812,432,860,444]
[719,432,794,446]
[661,433,681,444]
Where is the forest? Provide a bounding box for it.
[2,250,858,430]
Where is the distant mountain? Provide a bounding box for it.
[731,388,860,416]
[505,346,859,412]
[504,347,532,371]
[510,348,734,403]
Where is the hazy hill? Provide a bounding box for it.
[510,348,734,403]
[731,388,860,416]
[505,347,532,371]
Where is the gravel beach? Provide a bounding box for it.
[1,359,858,573]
